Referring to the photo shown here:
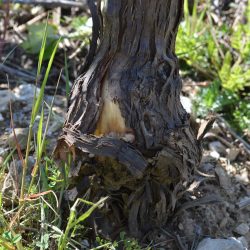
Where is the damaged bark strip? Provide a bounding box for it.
[55,0,202,239]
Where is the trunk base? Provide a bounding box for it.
[58,126,201,239]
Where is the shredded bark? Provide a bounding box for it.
[55,0,203,239]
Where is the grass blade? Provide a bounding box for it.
[31,38,61,125]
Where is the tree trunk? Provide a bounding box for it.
[55,0,203,239]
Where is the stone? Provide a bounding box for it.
[237,236,248,249]
[180,95,192,113]
[235,168,249,185]
[0,90,17,112]
[209,141,227,156]
[0,113,4,122]
[226,148,240,162]
[6,128,30,150]
[215,166,234,195]
[13,84,40,101]
[64,187,78,202]
[210,150,220,159]
[234,223,249,236]
[196,238,244,250]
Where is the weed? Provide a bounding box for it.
[176,0,250,132]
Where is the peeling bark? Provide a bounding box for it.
[55,0,203,239]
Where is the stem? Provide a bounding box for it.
[58,199,78,250]
[19,124,33,203]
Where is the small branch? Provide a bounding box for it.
[16,12,47,32]
[2,0,86,9]
[217,117,250,156]
[0,64,36,81]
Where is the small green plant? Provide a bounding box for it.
[0,231,22,250]
[177,0,250,132]
[22,23,59,60]
[58,197,108,250]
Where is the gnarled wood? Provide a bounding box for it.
[55,0,202,239]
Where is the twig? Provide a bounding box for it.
[2,0,86,8]
[217,116,250,156]
[16,11,48,32]
[174,194,223,217]
[204,132,233,148]
[0,64,36,81]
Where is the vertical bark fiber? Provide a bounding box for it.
[55,0,202,239]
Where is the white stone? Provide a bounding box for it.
[237,236,248,249]
[234,223,249,236]
[180,95,192,113]
[197,238,244,250]
[210,150,220,159]
[13,84,40,101]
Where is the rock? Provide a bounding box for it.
[235,168,249,185]
[13,84,40,101]
[200,162,215,172]
[234,223,249,236]
[0,147,9,157]
[236,197,250,210]
[178,223,184,231]
[196,238,244,250]
[2,156,35,206]
[0,113,4,121]
[6,128,30,150]
[209,141,227,156]
[226,148,240,161]
[180,95,192,113]
[215,166,234,194]
[237,236,248,249]
[47,113,64,136]
[0,90,17,112]
[210,150,220,159]
[64,187,78,201]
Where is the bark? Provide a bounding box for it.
[55,0,204,239]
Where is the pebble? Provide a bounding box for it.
[234,223,249,236]
[0,113,4,122]
[13,84,40,101]
[6,128,30,150]
[196,238,244,250]
[237,236,248,249]
[209,141,227,156]
[235,168,249,185]
[0,90,17,112]
[215,166,234,195]
[180,95,192,113]
[226,147,240,161]
[178,223,184,230]
[210,150,220,159]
